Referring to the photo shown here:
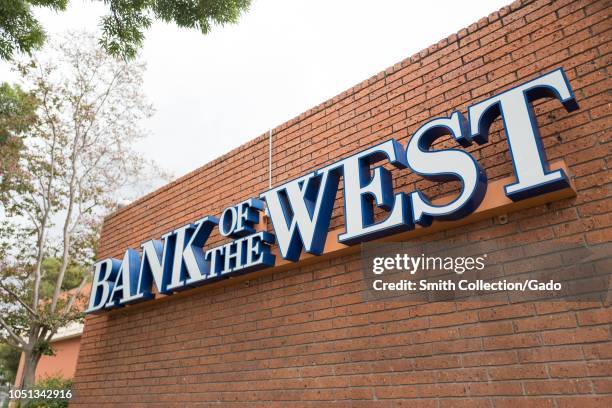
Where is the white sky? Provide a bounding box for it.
[0,0,510,182]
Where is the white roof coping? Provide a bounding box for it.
[51,321,83,341]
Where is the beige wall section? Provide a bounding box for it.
[36,336,81,379]
[14,336,81,387]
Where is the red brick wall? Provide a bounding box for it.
[71,0,611,406]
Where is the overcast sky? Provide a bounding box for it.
[1,0,510,183]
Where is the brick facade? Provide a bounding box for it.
[71,0,611,406]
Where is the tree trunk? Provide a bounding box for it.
[19,349,41,389]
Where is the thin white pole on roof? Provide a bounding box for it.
[268,129,273,189]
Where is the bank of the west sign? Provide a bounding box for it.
[87,68,579,314]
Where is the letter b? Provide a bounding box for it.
[86,258,121,313]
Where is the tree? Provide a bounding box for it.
[0,342,20,383]
[38,258,87,300]
[0,31,163,388]
[0,82,38,203]
[0,0,251,61]
[24,375,73,407]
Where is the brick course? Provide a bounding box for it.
[71,0,611,405]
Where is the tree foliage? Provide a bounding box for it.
[38,258,87,300]
[0,31,164,388]
[0,0,251,61]
[0,342,20,383]
[0,0,66,61]
[0,82,38,202]
[24,375,73,407]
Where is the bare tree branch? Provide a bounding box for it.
[1,335,25,351]
[31,70,61,311]
[62,274,89,318]
[0,281,38,317]
[0,316,26,348]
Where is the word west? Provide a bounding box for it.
[87,68,578,313]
